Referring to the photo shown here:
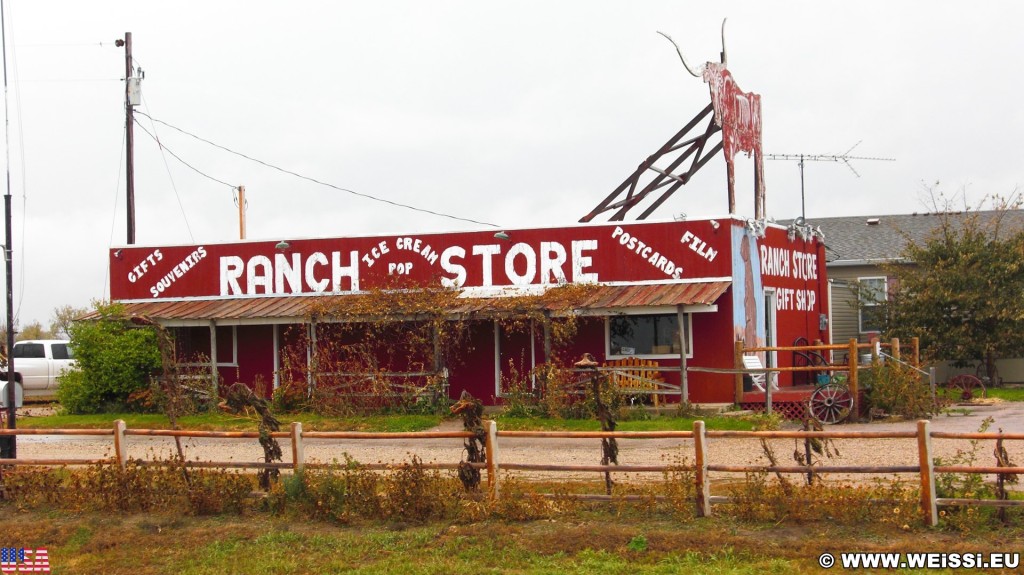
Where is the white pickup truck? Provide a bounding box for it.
[7,339,75,400]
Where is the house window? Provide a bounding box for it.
[171,325,238,366]
[607,313,691,358]
[858,277,887,333]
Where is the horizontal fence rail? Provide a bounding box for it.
[2,419,1023,526]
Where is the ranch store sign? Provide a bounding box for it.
[108,220,737,301]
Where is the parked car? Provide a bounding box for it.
[7,339,75,400]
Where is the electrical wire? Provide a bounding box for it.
[7,0,25,322]
[134,110,501,229]
[104,129,126,300]
[141,93,194,242]
[0,0,13,332]
[132,119,237,190]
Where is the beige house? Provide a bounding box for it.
[807,211,1024,384]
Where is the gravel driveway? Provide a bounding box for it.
[10,401,1024,487]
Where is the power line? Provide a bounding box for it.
[134,110,501,229]
[105,129,126,300]
[141,94,194,242]
[132,119,237,189]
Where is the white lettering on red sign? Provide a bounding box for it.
[128,249,164,283]
[759,245,818,280]
[220,250,360,296]
[149,247,206,297]
[775,288,817,312]
[611,226,684,279]
[680,230,717,263]
[437,240,597,289]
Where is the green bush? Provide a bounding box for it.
[57,303,163,413]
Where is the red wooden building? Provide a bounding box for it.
[107,217,829,405]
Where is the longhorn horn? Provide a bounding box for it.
[720,18,728,66]
[656,31,701,78]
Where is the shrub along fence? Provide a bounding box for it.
[1,420,1022,527]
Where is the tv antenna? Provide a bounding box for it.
[766,141,894,220]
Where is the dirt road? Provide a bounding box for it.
[10,400,1024,487]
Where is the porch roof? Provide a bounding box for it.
[96,280,731,324]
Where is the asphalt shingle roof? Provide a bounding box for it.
[795,210,1024,264]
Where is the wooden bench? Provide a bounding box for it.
[604,357,664,406]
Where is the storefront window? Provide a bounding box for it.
[608,313,690,357]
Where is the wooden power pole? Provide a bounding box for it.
[117,32,138,244]
[238,186,246,239]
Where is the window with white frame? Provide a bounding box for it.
[607,313,692,358]
[858,276,887,333]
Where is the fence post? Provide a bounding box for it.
[113,419,127,470]
[693,420,711,517]
[485,419,500,500]
[291,422,305,473]
[891,337,901,361]
[848,339,859,422]
[911,337,920,367]
[917,420,938,527]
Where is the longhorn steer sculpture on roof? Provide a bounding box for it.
[658,20,766,219]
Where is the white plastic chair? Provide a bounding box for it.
[742,354,779,392]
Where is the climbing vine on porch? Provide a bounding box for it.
[273,279,602,415]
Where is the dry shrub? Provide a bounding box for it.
[537,365,592,419]
[284,455,461,524]
[660,455,697,520]
[724,473,919,525]
[299,457,383,523]
[2,461,254,515]
[863,360,938,418]
[489,478,580,521]
[383,456,462,522]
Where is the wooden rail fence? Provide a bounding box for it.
[2,419,1023,527]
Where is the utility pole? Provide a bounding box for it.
[1,0,15,458]
[117,32,137,244]
[766,142,894,221]
[237,186,246,239]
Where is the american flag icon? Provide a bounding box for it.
[0,548,49,573]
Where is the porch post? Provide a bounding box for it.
[530,319,537,390]
[272,324,280,390]
[493,320,501,398]
[733,340,744,404]
[677,305,688,404]
[542,313,552,362]
[209,320,219,395]
[432,324,442,374]
[308,318,318,395]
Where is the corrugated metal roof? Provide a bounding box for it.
[95,281,731,323]
[579,282,730,308]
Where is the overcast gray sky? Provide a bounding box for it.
[2,0,1022,329]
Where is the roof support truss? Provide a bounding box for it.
[579,103,723,223]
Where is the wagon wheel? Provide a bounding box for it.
[948,374,986,400]
[809,383,853,425]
